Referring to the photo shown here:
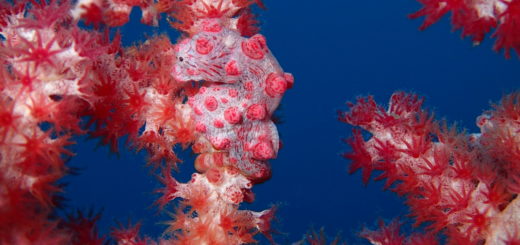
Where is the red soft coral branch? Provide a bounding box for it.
[341,92,520,244]
[407,0,520,57]
[361,219,439,245]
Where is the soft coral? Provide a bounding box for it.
[340,92,516,243]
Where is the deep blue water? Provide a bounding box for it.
[64,1,520,244]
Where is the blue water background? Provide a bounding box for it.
[64,1,520,243]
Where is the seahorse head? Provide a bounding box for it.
[172,22,240,83]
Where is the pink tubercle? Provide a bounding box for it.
[264,72,287,97]
[195,122,207,133]
[225,60,240,76]
[196,37,213,55]
[246,103,266,120]
[284,73,294,89]
[204,96,218,111]
[210,137,231,150]
[228,88,238,97]
[224,106,242,124]
[241,34,268,60]
[213,119,224,128]
[244,81,254,91]
[252,141,275,160]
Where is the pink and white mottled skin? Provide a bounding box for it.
[173,18,293,182]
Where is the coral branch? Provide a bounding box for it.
[407,0,520,58]
[340,92,520,244]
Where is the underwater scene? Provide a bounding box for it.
[1,0,520,244]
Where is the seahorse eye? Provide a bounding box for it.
[179,57,184,62]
